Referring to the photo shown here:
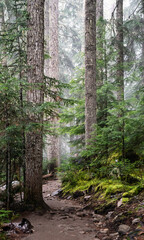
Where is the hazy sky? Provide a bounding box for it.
[104,0,130,19]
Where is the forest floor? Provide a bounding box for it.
[7,179,144,240]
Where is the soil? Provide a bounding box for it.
[11,180,97,240]
[6,179,144,240]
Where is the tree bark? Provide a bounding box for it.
[96,0,103,87]
[44,0,60,168]
[141,0,144,86]
[116,0,125,160]
[0,3,12,210]
[116,0,124,102]
[85,0,97,144]
[25,0,45,206]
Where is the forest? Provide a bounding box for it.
[0,0,144,239]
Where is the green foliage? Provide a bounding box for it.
[59,5,144,198]
[0,210,13,225]
[0,210,16,240]
[0,0,67,205]
[59,67,85,150]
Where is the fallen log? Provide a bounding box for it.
[42,173,54,180]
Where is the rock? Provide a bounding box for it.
[67,196,72,200]
[94,238,100,240]
[64,207,76,213]
[102,237,111,240]
[132,218,140,225]
[0,184,6,192]
[96,222,103,227]
[112,212,127,223]
[66,227,74,231]
[109,233,119,238]
[118,224,130,235]
[100,228,109,234]
[59,216,68,220]
[73,191,84,198]
[12,181,20,189]
[117,198,123,207]
[79,231,85,234]
[76,212,86,217]
[51,189,62,197]
[93,214,104,222]
[105,211,113,219]
[0,181,20,194]
[84,195,91,201]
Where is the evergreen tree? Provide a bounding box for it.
[44,0,60,170]
[0,0,27,208]
[85,0,97,144]
[25,0,46,207]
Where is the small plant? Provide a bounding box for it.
[0,210,13,225]
[0,210,14,240]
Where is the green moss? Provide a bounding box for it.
[123,185,144,198]
[62,168,144,205]
[104,184,127,197]
[62,177,100,195]
[122,197,129,203]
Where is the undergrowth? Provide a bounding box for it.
[0,210,16,240]
[59,155,144,209]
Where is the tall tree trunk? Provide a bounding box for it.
[14,0,26,200]
[96,0,103,88]
[25,0,45,206]
[116,0,125,160]
[44,0,60,169]
[1,3,12,209]
[85,0,97,144]
[141,0,144,86]
[96,0,105,128]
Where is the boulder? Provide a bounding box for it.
[118,224,130,235]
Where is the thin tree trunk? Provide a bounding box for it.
[96,0,104,88]
[1,3,12,210]
[6,140,11,209]
[141,0,144,86]
[25,0,46,207]
[85,0,97,144]
[116,0,125,160]
[15,0,26,200]
[44,0,60,168]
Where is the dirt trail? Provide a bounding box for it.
[21,180,97,240]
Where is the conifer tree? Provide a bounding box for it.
[44,0,60,169]
[85,0,97,144]
[116,0,125,160]
[0,0,27,208]
[25,0,45,207]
